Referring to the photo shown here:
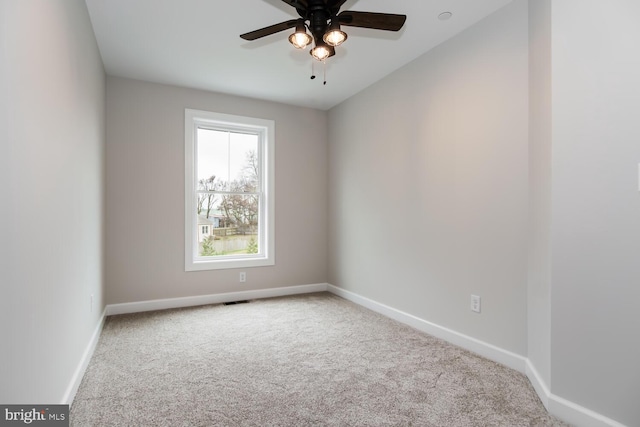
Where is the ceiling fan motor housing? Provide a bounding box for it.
[300,0,333,42]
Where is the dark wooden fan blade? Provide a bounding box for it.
[280,0,308,10]
[240,19,298,41]
[338,11,407,32]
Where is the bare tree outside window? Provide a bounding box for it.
[197,175,219,218]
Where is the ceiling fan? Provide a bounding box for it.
[240,0,407,62]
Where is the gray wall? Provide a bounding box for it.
[105,77,328,304]
[0,0,106,403]
[329,0,640,424]
[527,0,552,388]
[550,1,640,425]
[328,1,529,355]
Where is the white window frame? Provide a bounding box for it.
[185,109,275,271]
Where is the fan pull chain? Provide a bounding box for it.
[323,60,327,85]
[309,60,327,85]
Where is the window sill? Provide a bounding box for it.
[185,255,274,272]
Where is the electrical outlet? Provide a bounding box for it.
[239,272,246,283]
[471,295,481,313]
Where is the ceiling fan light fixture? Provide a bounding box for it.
[310,42,331,61]
[240,3,407,76]
[288,20,312,49]
[323,18,347,47]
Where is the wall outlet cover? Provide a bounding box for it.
[471,295,481,313]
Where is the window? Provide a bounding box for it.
[185,109,274,271]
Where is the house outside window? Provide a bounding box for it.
[185,109,274,271]
[199,225,210,242]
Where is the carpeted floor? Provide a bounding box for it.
[71,292,569,426]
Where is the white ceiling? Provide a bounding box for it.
[85,0,512,110]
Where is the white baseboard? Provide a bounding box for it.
[521,338,627,426]
[526,358,627,427]
[106,283,329,316]
[326,284,526,372]
[525,359,550,409]
[327,284,628,427]
[547,393,627,427]
[62,308,106,406]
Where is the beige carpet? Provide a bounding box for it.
[71,292,568,426]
